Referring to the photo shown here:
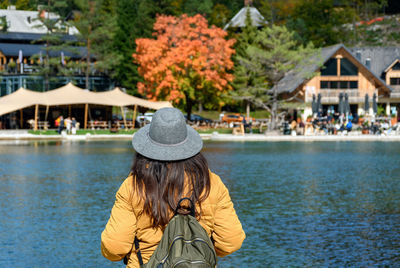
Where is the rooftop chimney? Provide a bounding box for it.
[356,50,361,61]
[366,58,371,69]
[7,5,16,10]
[244,0,253,6]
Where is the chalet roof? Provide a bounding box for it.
[348,47,400,78]
[224,6,267,30]
[274,44,391,94]
[274,44,343,94]
[0,43,86,59]
[383,59,400,72]
[0,9,79,35]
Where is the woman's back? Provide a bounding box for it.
[101,171,245,267]
[101,108,245,267]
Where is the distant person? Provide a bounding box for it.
[290,119,297,131]
[101,108,245,266]
[346,121,352,132]
[297,119,305,135]
[242,116,247,133]
[57,116,64,134]
[55,116,60,128]
[249,117,253,134]
[65,117,72,134]
[219,112,224,121]
[71,117,77,135]
[348,113,354,122]
[327,114,332,123]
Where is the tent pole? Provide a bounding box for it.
[45,105,49,121]
[132,105,137,129]
[121,106,127,131]
[20,109,23,129]
[34,104,38,131]
[84,104,88,129]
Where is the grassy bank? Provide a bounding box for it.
[28,129,137,135]
[196,128,264,134]
[29,128,264,135]
[194,110,269,120]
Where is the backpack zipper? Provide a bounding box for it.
[160,236,216,265]
[173,260,209,267]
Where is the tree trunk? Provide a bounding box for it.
[198,101,203,113]
[270,87,278,130]
[45,37,49,91]
[246,101,250,120]
[86,26,91,90]
[45,0,50,92]
[186,96,193,122]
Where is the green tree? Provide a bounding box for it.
[182,0,213,16]
[209,4,231,28]
[235,25,320,131]
[0,16,8,32]
[287,0,356,47]
[231,8,260,118]
[16,0,34,10]
[73,0,118,90]
[0,0,10,9]
[32,0,71,90]
[113,0,156,93]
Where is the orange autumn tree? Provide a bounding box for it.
[133,14,235,118]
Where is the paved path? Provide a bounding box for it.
[206,133,400,141]
[1,132,400,142]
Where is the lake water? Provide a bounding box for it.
[0,140,400,267]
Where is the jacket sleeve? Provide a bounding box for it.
[101,177,137,261]
[212,175,246,257]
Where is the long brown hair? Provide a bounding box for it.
[131,152,211,228]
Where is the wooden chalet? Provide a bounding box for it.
[274,44,400,120]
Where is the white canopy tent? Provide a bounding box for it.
[0,83,172,130]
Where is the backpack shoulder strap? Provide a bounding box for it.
[125,236,143,266]
[134,236,144,266]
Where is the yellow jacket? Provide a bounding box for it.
[101,171,245,267]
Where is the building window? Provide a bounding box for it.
[320,81,358,89]
[390,78,400,85]
[392,62,400,70]
[340,58,358,76]
[321,58,337,76]
[349,81,358,88]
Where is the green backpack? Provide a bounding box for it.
[131,198,217,268]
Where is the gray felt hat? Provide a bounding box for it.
[132,107,203,161]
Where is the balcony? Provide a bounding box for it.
[0,63,105,76]
[306,89,364,103]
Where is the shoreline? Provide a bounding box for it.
[1,132,400,142]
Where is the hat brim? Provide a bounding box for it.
[132,124,203,161]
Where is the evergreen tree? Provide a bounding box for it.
[16,0,34,10]
[234,25,320,131]
[73,0,118,90]
[209,3,231,28]
[32,0,72,91]
[287,0,356,47]
[113,0,158,93]
[231,8,260,118]
[0,0,10,9]
[182,0,213,16]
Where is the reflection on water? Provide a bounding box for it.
[1,141,400,267]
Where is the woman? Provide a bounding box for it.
[101,107,245,267]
